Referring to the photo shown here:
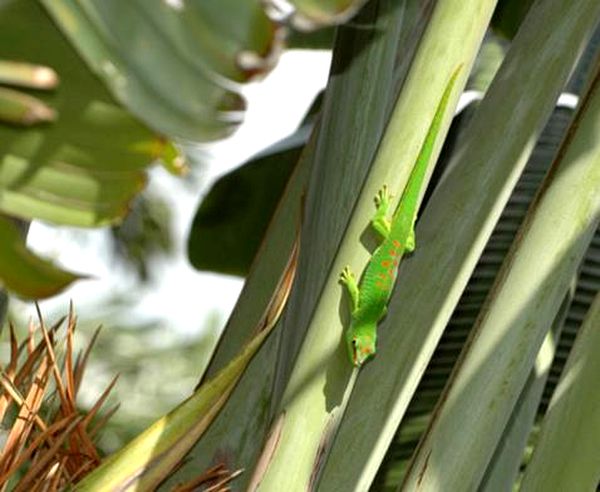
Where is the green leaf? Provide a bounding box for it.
[0,215,80,299]
[41,0,281,142]
[519,291,600,491]
[402,44,600,490]
[188,126,307,276]
[374,29,600,476]
[319,0,600,489]
[0,0,171,228]
[165,131,312,489]
[188,88,321,276]
[287,27,336,49]
[479,292,571,492]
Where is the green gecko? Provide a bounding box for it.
[339,65,462,366]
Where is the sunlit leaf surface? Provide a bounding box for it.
[0,0,170,228]
[42,0,281,141]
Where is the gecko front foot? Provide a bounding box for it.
[374,185,392,210]
[339,266,359,312]
[339,266,355,285]
[372,185,392,239]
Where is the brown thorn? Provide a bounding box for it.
[80,374,119,431]
[0,415,76,485]
[204,469,243,492]
[39,317,72,415]
[65,321,75,406]
[170,463,227,492]
[8,322,18,375]
[74,325,102,394]
[0,358,51,475]
[14,316,64,389]
[89,403,120,439]
[13,416,83,492]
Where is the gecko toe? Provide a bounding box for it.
[339,266,355,282]
[375,185,393,208]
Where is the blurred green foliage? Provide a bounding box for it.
[110,191,174,282]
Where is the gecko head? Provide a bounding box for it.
[346,327,377,367]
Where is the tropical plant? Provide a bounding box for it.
[0,0,180,299]
[0,308,116,489]
[0,0,599,490]
[176,1,600,490]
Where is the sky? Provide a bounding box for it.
[17,49,333,337]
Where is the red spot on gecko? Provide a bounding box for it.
[378,273,387,280]
[389,249,398,257]
[381,260,391,268]
[393,240,401,248]
[393,259,399,267]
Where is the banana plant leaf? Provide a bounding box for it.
[0,0,181,298]
[41,0,282,142]
[0,0,175,227]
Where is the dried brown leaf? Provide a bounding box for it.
[14,316,65,389]
[1,356,50,475]
[0,324,19,422]
[0,308,116,489]
[89,403,119,439]
[0,415,75,485]
[171,463,226,491]
[13,416,82,492]
[38,307,72,417]
[74,325,102,394]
